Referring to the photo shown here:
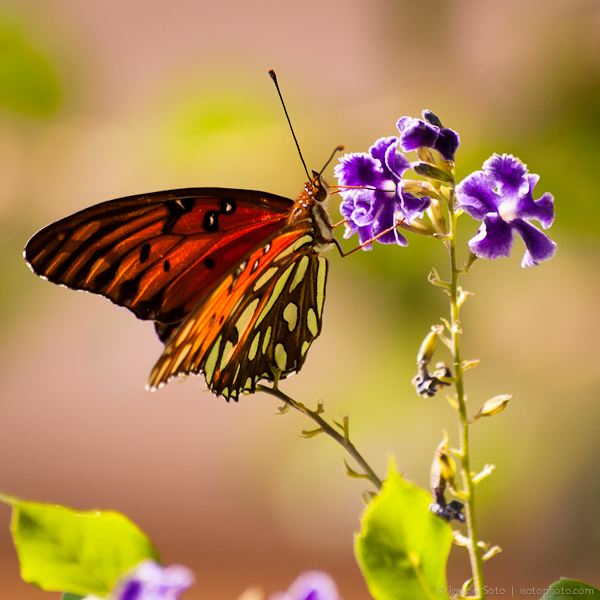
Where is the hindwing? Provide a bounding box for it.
[148,221,328,400]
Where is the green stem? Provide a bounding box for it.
[447,195,485,599]
[257,384,383,491]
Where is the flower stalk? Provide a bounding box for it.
[447,186,485,599]
[257,384,383,491]
[333,109,555,599]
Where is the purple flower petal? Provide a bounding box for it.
[356,223,375,248]
[483,154,529,197]
[270,571,341,600]
[515,175,555,229]
[115,560,194,600]
[511,219,558,266]
[396,117,439,152]
[369,137,399,176]
[468,214,515,260]
[120,581,142,600]
[334,152,385,189]
[372,200,408,246]
[350,191,377,227]
[455,171,500,218]
[384,140,410,180]
[398,183,431,221]
[434,128,460,161]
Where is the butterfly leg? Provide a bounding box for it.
[334,224,400,258]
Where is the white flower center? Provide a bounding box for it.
[498,197,518,222]
[383,179,396,194]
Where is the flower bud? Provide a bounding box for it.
[413,326,453,397]
[430,435,455,493]
[429,438,465,523]
[413,161,454,183]
[472,395,511,421]
[415,146,437,165]
[422,109,443,128]
[417,325,442,364]
[395,214,438,237]
[434,442,456,487]
[427,198,448,235]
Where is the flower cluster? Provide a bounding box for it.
[85,563,339,600]
[334,111,556,266]
[85,560,194,600]
[334,111,458,249]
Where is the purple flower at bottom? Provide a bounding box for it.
[84,560,194,600]
[456,154,556,267]
[334,137,431,249]
[269,571,341,600]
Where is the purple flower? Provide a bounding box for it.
[95,560,195,600]
[269,571,341,600]
[456,154,556,267]
[397,111,460,162]
[334,137,431,249]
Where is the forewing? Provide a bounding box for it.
[148,222,328,400]
[24,188,294,325]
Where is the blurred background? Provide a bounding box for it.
[0,0,599,597]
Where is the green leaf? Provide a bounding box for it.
[1,494,160,596]
[540,579,600,600]
[62,594,85,600]
[355,469,452,600]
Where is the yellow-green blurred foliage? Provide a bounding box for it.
[1,1,599,598]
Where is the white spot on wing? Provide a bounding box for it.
[282,302,298,332]
[262,326,272,354]
[289,255,309,292]
[234,299,260,337]
[248,331,261,361]
[220,340,234,370]
[274,343,287,371]
[273,235,312,263]
[307,308,318,337]
[204,335,222,383]
[255,264,295,327]
[253,267,278,292]
[293,235,313,252]
[316,257,327,318]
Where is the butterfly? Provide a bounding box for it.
[24,172,336,401]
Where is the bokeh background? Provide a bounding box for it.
[1,0,599,598]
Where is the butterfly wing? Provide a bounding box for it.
[24,188,294,329]
[148,220,328,400]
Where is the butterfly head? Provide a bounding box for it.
[307,170,330,204]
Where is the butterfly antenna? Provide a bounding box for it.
[319,145,344,178]
[269,69,311,181]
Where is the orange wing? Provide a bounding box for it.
[148,220,328,400]
[24,188,294,330]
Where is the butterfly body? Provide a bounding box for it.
[25,174,334,400]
